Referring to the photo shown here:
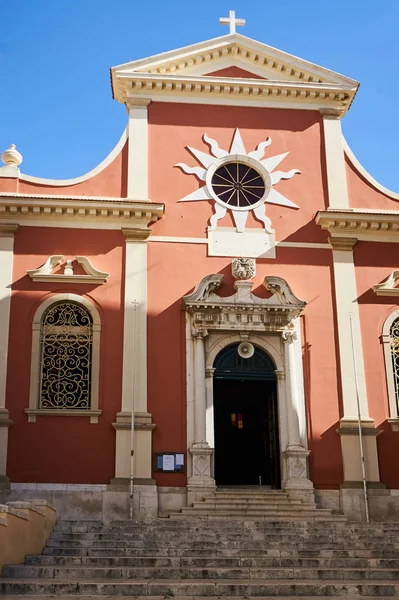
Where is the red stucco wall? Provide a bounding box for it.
[354,242,399,488]
[6,227,125,484]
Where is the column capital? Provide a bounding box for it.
[282,330,297,344]
[0,223,18,237]
[275,369,286,381]
[127,97,152,109]
[192,327,208,340]
[122,228,151,242]
[320,108,344,120]
[205,367,215,378]
[329,236,357,251]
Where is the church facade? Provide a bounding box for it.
[1,19,399,521]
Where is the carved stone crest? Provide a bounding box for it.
[232,258,256,280]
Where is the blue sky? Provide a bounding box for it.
[1,0,398,191]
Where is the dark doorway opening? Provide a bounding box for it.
[213,344,280,488]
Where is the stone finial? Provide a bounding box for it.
[1,144,23,167]
[232,257,256,280]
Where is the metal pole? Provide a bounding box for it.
[349,313,370,523]
[130,300,139,520]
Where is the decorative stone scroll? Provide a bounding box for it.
[183,274,306,333]
[373,271,399,297]
[27,256,110,284]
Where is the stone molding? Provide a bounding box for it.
[121,228,152,242]
[183,274,306,332]
[27,255,110,284]
[112,411,156,432]
[111,34,358,115]
[0,409,12,428]
[373,271,399,296]
[382,309,399,430]
[329,237,358,251]
[0,194,164,228]
[316,209,399,243]
[27,293,102,424]
[0,223,18,237]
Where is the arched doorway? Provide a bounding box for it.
[213,343,280,488]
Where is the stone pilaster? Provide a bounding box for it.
[282,331,313,500]
[188,328,215,504]
[0,224,17,488]
[329,237,382,487]
[111,229,155,496]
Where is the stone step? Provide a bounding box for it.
[25,554,399,569]
[5,564,399,581]
[54,520,399,531]
[174,509,346,520]
[41,546,399,559]
[1,577,399,596]
[2,594,390,600]
[48,532,355,542]
[40,546,399,559]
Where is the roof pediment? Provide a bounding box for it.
[111,34,358,115]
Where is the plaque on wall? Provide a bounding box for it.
[154,453,185,473]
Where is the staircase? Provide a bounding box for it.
[2,515,399,598]
[172,488,346,520]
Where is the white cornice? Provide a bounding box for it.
[112,34,358,116]
[316,209,399,242]
[0,193,164,228]
[119,73,355,115]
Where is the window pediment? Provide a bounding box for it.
[27,255,110,284]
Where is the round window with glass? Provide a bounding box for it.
[208,159,271,211]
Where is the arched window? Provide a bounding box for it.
[39,302,92,410]
[26,294,102,423]
[382,311,399,431]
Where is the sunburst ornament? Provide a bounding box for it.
[176,129,301,233]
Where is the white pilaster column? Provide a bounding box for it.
[112,228,155,487]
[283,331,302,449]
[321,111,349,209]
[127,99,150,200]
[0,224,17,487]
[193,329,207,444]
[330,237,381,484]
[282,331,313,497]
[188,328,215,501]
[205,367,215,449]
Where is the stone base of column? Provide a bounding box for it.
[338,418,381,485]
[0,475,10,490]
[187,441,215,506]
[0,409,12,490]
[112,411,156,482]
[283,445,314,503]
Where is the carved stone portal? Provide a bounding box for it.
[183,273,313,501]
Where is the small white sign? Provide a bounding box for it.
[175,454,185,466]
[162,455,175,471]
[208,227,276,258]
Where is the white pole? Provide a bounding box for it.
[130,300,139,520]
[349,313,370,523]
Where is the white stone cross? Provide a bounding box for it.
[219,10,246,34]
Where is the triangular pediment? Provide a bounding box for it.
[112,33,357,86]
[111,33,358,116]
